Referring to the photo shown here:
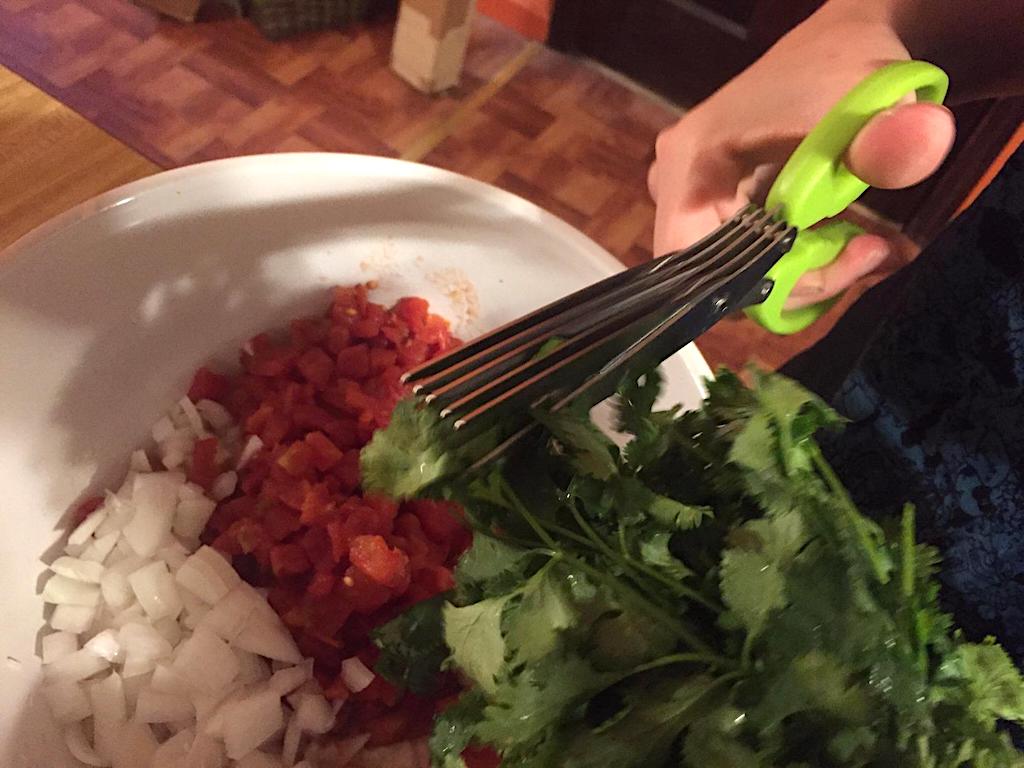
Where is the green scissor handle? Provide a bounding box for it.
[745,60,948,335]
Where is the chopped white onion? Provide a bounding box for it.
[81,531,121,564]
[282,713,302,766]
[50,604,97,633]
[120,622,174,678]
[236,750,283,768]
[175,546,240,605]
[268,661,312,697]
[67,507,109,549]
[95,495,135,538]
[51,555,106,583]
[123,473,182,557]
[237,435,264,470]
[135,687,194,723]
[174,497,217,542]
[197,584,256,642]
[179,482,207,501]
[340,657,375,694]
[112,602,146,628]
[85,629,123,663]
[129,560,183,621]
[64,722,108,767]
[131,449,153,473]
[234,649,271,685]
[45,647,109,682]
[318,734,370,768]
[211,471,237,501]
[151,663,191,695]
[101,556,145,610]
[219,689,283,760]
[153,615,183,646]
[123,670,151,713]
[110,721,159,768]
[161,438,190,471]
[196,399,234,433]
[172,627,240,694]
[42,679,91,723]
[89,672,127,760]
[179,397,207,436]
[185,732,226,768]
[294,692,334,734]
[152,727,195,768]
[42,574,101,606]
[159,539,191,571]
[180,585,211,629]
[233,614,302,665]
[42,631,79,664]
[153,416,176,443]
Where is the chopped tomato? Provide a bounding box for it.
[350,535,411,591]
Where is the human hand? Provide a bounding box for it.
[648,7,956,310]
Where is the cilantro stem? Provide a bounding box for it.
[627,652,739,675]
[561,553,713,655]
[499,477,559,551]
[568,503,721,613]
[810,446,890,584]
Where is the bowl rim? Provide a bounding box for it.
[1,151,712,379]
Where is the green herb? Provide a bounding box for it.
[365,368,1024,768]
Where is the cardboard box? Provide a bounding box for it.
[391,0,475,93]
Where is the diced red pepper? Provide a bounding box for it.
[299,482,334,525]
[270,543,311,577]
[463,746,502,768]
[189,437,220,491]
[349,535,411,591]
[277,441,314,477]
[188,366,229,403]
[307,568,337,599]
[297,347,334,388]
[264,504,302,541]
[336,344,371,380]
[304,431,343,471]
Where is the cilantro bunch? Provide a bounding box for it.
[363,370,1024,768]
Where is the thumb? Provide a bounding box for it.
[784,234,891,310]
[845,101,956,189]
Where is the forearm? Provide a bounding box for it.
[817,0,1024,101]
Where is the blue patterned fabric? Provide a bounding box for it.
[816,145,1024,659]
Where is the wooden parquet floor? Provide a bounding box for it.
[0,0,902,370]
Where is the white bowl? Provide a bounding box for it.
[0,153,710,765]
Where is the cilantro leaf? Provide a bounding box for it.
[505,567,576,664]
[360,399,451,498]
[372,595,447,695]
[430,689,488,768]
[474,655,617,751]
[444,596,511,695]
[639,532,692,581]
[532,408,619,480]
[454,533,535,602]
[561,674,720,768]
[719,549,786,643]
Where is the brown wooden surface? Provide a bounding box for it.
[0,65,158,251]
[0,0,894,371]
